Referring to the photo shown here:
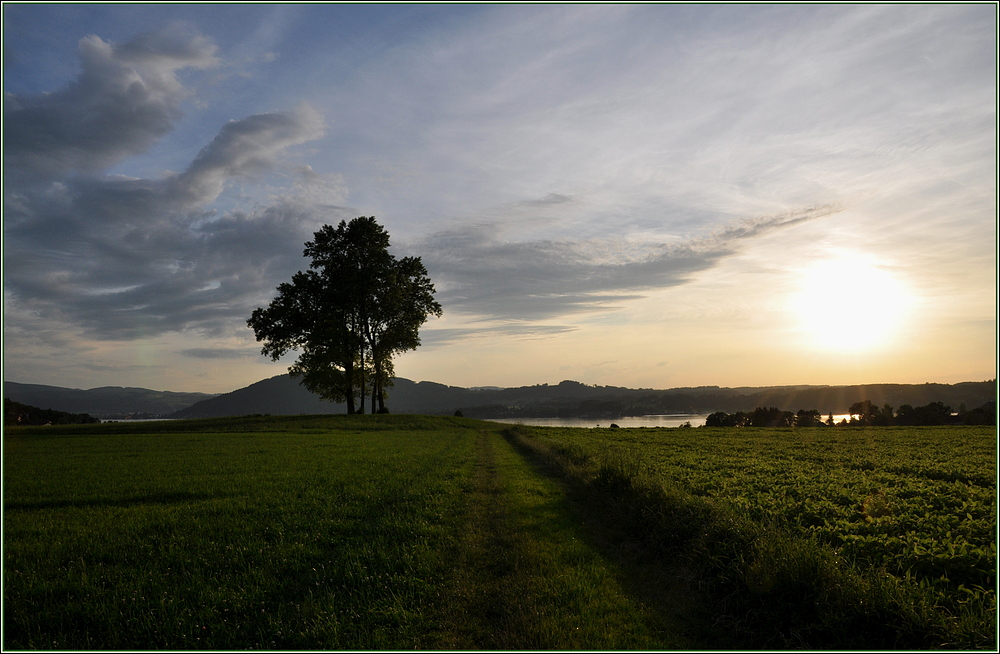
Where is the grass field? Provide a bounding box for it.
[507,423,996,648]
[3,416,996,649]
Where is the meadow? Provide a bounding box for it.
[506,423,996,648]
[3,415,996,649]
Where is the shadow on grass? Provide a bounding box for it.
[499,426,729,649]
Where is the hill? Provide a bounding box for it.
[2,382,217,420]
[4,398,100,426]
[169,375,997,421]
[6,375,993,421]
[168,375,478,418]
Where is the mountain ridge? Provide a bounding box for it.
[5,376,995,421]
[169,375,996,421]
[2,381,218,419]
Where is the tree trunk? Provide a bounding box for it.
[357,332,366,414]
[371,350,381,414]
[344,359,356,415]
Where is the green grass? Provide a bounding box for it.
[5,417,995,649]
[504,424,997,649]
[3,415,685,650]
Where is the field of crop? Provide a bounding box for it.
[3,416,996,649]
[508,423,997,648]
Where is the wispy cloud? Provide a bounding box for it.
[179,347,256,360]
[416,204,841,322]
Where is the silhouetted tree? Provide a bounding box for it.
[960,401,995,425]
[706,411,737,427]
[364,254,441,413]
[849,400,879,425]
[871,403,894,426]
[248,217,441,414]
[749,406,793,427]
[892,401,955,425]
[4,398,99,425]
[895,404,916,425]
[795,409,823,427]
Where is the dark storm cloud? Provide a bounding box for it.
[417,205,839,322]
[4,25,219,182]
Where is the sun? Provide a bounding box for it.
[788,253,914,352]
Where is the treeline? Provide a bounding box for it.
[455,380,995,421]
[705,400,996,428]
[4,398,100,426]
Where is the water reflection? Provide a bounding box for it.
[489,414,710,429]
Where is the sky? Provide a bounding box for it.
[2,3,996,394]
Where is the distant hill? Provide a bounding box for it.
[2,382,217,419]
[4,398,100,426]
[6,375,994,422]
[168,375,997,421]
[169,375,478,419]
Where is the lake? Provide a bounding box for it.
[489,414,710,429]
[489,413,856,429]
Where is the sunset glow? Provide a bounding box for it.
[790,255,915,353]
[2,4,995,393]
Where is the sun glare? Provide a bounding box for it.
[789,254,914,352]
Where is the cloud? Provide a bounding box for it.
[169,103,325,207]
[3,26,336,343]
[419,324,579,348]
[414,204,840,322]
[3,190,347,340]
[4,24,219,182]
[4,7,992,393]
[180,348,257,360]
[520,193,574,207]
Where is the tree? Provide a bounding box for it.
[794,409,822,427]
[895,401,953,426]
[705,411,737,427]
[364,254,441,413]
[247,217,441,414]
[849,400,879,425]
[748,406,793,427]
[872,403,894,426]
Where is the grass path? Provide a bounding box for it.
[427,427,692,649]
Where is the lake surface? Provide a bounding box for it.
[489,413,856,428]
[488,414,710,429]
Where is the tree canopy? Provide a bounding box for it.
[247,217,442,414]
